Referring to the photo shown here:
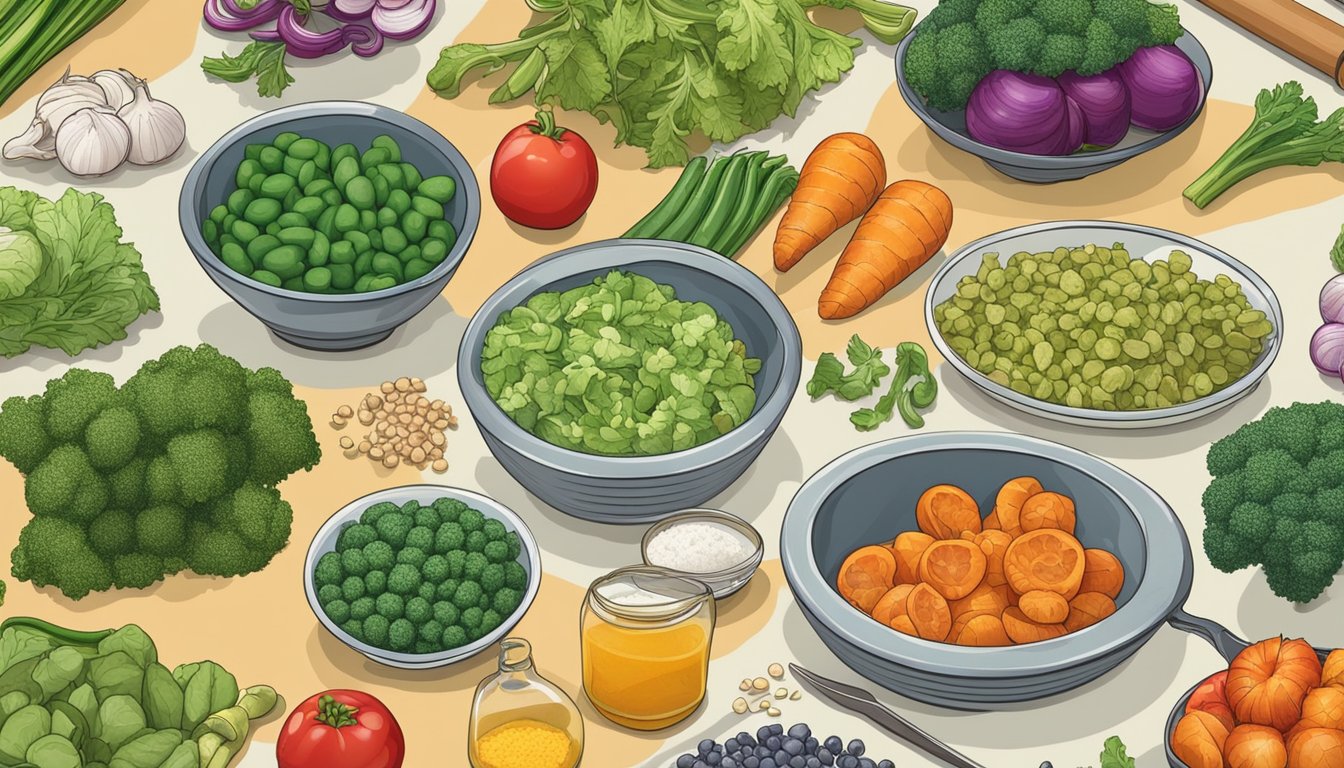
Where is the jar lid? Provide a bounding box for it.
[589,566,713,623]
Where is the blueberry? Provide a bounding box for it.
[858,759,876,768]
[758,727,774,744]
[678,755,696,768]
[756,746,771,758]
[847,740,865,757]
[727,739,740,753]
[761,759,777,768]
[790,757,807,768]
[775,750,790,764]
[706,753,721,766]
[739,733,756,747]
[744,758,760,768]
[806,758,822,768]
[878,762,895,768]
[766,737,781,751]
[817,748,834,766]
[783,738,804,756]
[701,739,717,755]
[722,760,737,768]
[788,723,812,741]
[824,737,843,754]
[771,724,785,736]
[695,761,709,768]
[837,757,859,768]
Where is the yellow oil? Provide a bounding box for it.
[581,619,711,730]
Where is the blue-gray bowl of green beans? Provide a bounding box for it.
[180,101,480,351]
[924,220,1282,428]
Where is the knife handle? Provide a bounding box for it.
[1194,0,1344,87]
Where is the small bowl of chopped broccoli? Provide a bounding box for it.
[180,101,480,351]
[303,484,541,669]
[458,239,803,523]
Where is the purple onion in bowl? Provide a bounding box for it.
[1059,95,1085,154]
[1321,274,1344,323]
[1310,323,1344,376]
[1057,68,1132,147]
[966,70,1073,155]
[1118,45,1200,131]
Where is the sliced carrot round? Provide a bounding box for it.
[1002,607,1068,644]
[871,584,915,626]
[1063,592,1117,633]
[887,531,934,585]
[1079,548,1125,599]
[905,583,952,641]
[973,529,1013,587]
[992,476,1042,537]
[836,545,897,613]
[953,614,1012,647]
[915,484,981,540]
[1019,492,1077,534]
[918,539,987,601]
[1003,529,1085,599]
[1018,589,1070,624]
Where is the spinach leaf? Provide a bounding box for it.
[0,704,51,763]
[88,653,145,701]
[173,663,238,732]
[93,695,146,753]
[24,733,80,768]
[97,626,156,669]
[141,664,183,732]
[108,728,183,768]
[32,647,84,701]
[0,627,56,675]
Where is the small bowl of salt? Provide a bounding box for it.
[640,509,764,599]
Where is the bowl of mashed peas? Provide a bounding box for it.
[459,239,802,523]
[180,101,480,351]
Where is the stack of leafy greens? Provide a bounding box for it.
[426,0,919,167]
[0,617,277,768]
[0,186,158,359]
[0,344,321,600]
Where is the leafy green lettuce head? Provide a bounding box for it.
[0,226,43,300]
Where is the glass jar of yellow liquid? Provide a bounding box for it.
[581,566,716,730]
[469,638,583,768]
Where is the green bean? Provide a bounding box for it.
[718,166,798,259]
[418,176,456,204]
[711,154,782,257]
[625,156,707,238]
[689,152,763,249]
[659,155,731,242]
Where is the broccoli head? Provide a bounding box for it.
[122,345,248,438]
[43,369,118,444]
[363,615,390,646]
[388,618,415,651]
[12,517,112,599]
[1079,19,1123,75]
[25,445,108,523]
[1036,33,1086,76]
[245,390,320,485]
[1092,0,1148,40]
[388,563,422,596]
[365,570,387,595]
[396,547,428,569]
[1033,0,1090,36]
[1202,402,1344,603]
[1144,2,1182,46]
[405,596,432,624]
[911,22,992,111]
[363,541,395,571]
[986,18,1045,71]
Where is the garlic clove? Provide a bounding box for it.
[116,80,185,166]
[92,69,137,110]
[3,119,56,161]
[56,106,131,177]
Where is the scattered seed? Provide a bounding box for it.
[369,446,384,460]
[394,377,411,392]
[336,405,353,418]
[339,437,354,449]
[767,707,780,717]
[331,415,347,428]
[752,677,768,692]
[768,663,784,679]
[790,690,802,701]
[775,688,787,699]
[382,454,399,468]
[431,459,448,473]
[758,700,771,711]
[380,381,394,394]
[732,697,748,714]
[739,679,752,691]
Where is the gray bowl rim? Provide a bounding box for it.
[457,238,803,477]
[640,507,766,598]
[302,483,542,669]
[179,100,481,303]
[923,220,1283,426]
[894,26,1212,170]
[780,431,1193,679]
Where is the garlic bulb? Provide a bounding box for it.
[3,69,106,160]
[91,69,137,110]
[117,80,186,166]
[3,120,56,161]
[55,107,131,177]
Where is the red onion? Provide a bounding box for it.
[1059,95,1084,154]
[1057,68,1132,148]
[379,0,414,8]
[372,0,434,40]
[250,27,282,42]
[1118,45,1200,131]
[204,0,281,31]
[1321,274,1344,324]
[345,23,385,57]
[966,70,1072,155]
[333,0,376,15]
[276,5,350,58]
[1311,323,1344,376]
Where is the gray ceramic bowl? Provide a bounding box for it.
[894,29,1212,183]
[780,431,1192,709]
[925,220,1282,428]
[458,239,802,524]
[303,484,541,669]
[180,101,480,350]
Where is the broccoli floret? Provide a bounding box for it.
[1092,0,1146,39]
[422,555,451,585]
[432,497,466,522]
[435,522,465,553]
[480,609,503,635]
[338,523,378,551]
[104,457,147,512]
[376,592,405,620]
[25,445,108,523]
[1317,487,1344,525]
[113,553,168,589]
[361,501,399,526]
[483,541,510,565]
[493,588,522,616]
[437,578,460,603]
[122,345,243,438]
[453,581,483,610]
[445,550,467,578]
[413,507,441,530]
[217,482,292,553]
[44,368,117,444]
[505,532,521,561]
[342,619,364,641]
[1144,2,1181,46]
[388,618,415,651]
[341,549,370,577]
[466,531,487,554]
[1271,493,1314,522]
[464,552,488,581]
[433,600,459,626]
[135,505,186,556]
[83,407,141,472]
[0,394,53,474]
[442,625,467,649]
[314,552,344,587]
[12,517,112,599]
[363,614,390,646]
[350,596,376,621]
[376,513,414,548]
[187,526,269,577]
[1242,449,1301,502]
[318,584,343,605]
[388,564,422,596]
[458,508,485,534]
[364,541,395,571]
[396,547,428,570]
[419,620,444,646]
[244,390,320,486]
[975,0,1033,30]
[1036,33,1086,76]
[504,561,528,591]
[418,581,437,603]
[342,576,366,602]
[365,570,387,595]
[400,500,420,516]
[1228,502,1273,542]
[89,509,135,558]
[413,640,435,654]
[1078,18,1123,75]
[164,430,235,505]
[461,606,483,630]
[1032,0,1091,36]
[405,526,434,552]
[481,519,506,542]
[481,564,506,594]
[405,596,432,624]
[923,0,980,30]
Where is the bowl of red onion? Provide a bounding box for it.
[894,25,1211,183]
[1310,275,1344,382]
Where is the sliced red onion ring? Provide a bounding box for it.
[345,23,385,57]
[249,26,282,42]
[276,4,350,58]
[204,0,281,31]
[334,0,377,15]
[372,0,434,40]
[378,0,415,9]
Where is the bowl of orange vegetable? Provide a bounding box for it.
[780,431,1193,709]
[1166,637,1341,768]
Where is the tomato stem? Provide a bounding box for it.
[530,109,566,140]
[315,695,360,728]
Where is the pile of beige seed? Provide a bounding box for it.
[732,662,801,717]
[332,377,458,472]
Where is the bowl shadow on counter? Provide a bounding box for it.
[196,296,466,389]
[939,367,1273,461]
[1236,570,1340,647]
[778,602,1189,749]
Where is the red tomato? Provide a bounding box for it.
[276,689,405,768]
[490,110,598,229]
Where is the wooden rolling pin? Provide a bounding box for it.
[1195,0,1344,87]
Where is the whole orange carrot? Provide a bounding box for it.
[818,180,953,319]
[773,133,886,271]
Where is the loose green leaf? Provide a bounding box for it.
[1332,223,1344,272]
[1099,736,1136,768]
[806,334,892,401]
[201,41,294,99]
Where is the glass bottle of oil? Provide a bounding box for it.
[468,638,583,768]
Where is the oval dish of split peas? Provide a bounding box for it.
[836,478,1125,646]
